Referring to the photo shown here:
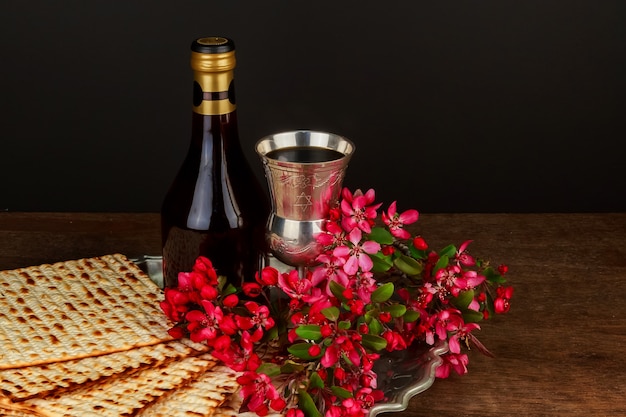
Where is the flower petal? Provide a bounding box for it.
[344,256,360,275]
[399,209,419,224]
[362,241,381,254]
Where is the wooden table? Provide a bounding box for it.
[1,212,625,416]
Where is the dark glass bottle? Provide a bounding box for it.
[161,37,269,289]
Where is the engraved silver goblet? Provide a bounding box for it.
[255,130,355,269]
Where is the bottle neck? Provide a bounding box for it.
[192,69,236,116]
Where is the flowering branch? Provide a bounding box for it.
[160,188,513,417]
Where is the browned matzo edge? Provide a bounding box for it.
[135,365,241,417]
[10,354,218,417]
[0,338,211,402]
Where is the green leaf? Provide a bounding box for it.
[288,343,318,360]
[439,244,457,258]
[329,281,348,302]
[295,325,322,341]
[338,320,351,330]
[371,254,393,273]
[264,325,279,342]
[331,386,353,399]
[298,389,322,417]
[484,267,507,284]
[361,334,388,351]
[368,227,394,245]
[403,309,420,322]
[321,306,340,321]
[280,361,305,374]
[371,282,394,303]
[452,290,475,310]
[217,275,228,291]
[409,246,428,260]
[462,310,484,323]
[368,317,383,335]
[256,362,281,377]
[383,304,407,318]
[485,292,495,317]
[393,254,422,276]
[433,255,449,275]
[221,282,238,297]
[309,371,325,389]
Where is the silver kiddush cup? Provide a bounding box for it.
[256,130,355,267]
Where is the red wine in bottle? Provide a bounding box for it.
[161,37,269,289]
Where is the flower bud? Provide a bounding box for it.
[334,367,346,381]
[271,398,287,412]
[200,285,218,300]
[222,294,239,308]
[379,312,392,323]
[242,282,262,297]
[381,246,395,256]
[308,344,322,357]
[256,266,279,286]
[413,236,428,250]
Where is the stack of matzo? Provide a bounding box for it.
[0,254,251,417]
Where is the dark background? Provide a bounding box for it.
[1,1,624,213]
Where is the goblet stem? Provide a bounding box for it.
[297,266,308,278]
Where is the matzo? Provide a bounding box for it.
[18,354,218,417]
[0,338,210,402]
[0,254,173,369]
[136,365,241,417]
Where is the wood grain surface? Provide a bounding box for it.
[1,212,625,416]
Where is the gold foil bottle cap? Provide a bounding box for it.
[190,37,236,72]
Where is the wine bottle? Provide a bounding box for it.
[161,36,269,289]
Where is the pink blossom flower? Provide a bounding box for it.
[418,313,438,345]
[435,308,459,341]
[316,220,347,248]
[352,270,377,303]
[277,270,325,304]
[455,270,486,290]
[237,371,281,414]
[160,287,189,322]
[312,254,348,295]
[355,387,385,411]
[436,352,470,378]
[333,228,381,275]
[446,315,481,354]
[456,240,476,266]
[382,201,419,239]
[321,335,360,368]
[382,329,407,351]
[185,300,234,343]
[494,286,514,314]
[339,188,381,234]
[214,331,261,371]
[235,301,275,331]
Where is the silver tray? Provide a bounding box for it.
[133,256,446,417]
